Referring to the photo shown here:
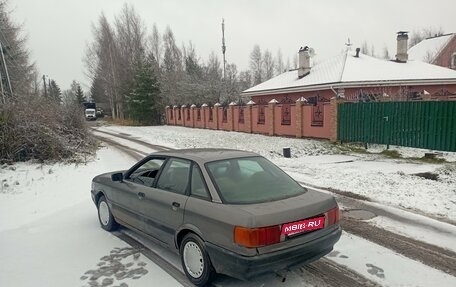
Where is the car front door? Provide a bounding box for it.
[111,157,166,233]
[140,157,191,247]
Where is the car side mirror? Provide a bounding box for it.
[111,172,124,182]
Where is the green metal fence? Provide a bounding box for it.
[338,101,456,152]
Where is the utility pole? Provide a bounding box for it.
[0,39,13,100]
[221,19,226,80]
[42,75,47,98]
[221,18,227,103]
[0,54,4,104]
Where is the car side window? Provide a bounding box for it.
[128,158,165,187]
[191,165,210,199]
[156,158,191,194]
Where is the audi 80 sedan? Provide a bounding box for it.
[91,149,341,286]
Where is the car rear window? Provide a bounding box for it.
[206,156,305,204]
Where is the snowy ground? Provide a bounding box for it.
[0,147,179,287]
[2,124,456,287]
[95,125,456,221]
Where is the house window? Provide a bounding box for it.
[178,109,181,120]
[222,107,227,123]
[281,104,291,125]
[170,109,173,120]
[257,105,265,124]
[209,108,213,121]
[187,109,190,120]
[197,109,201,121]
[239,107,244,123]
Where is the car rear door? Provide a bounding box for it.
[140,157,190,247]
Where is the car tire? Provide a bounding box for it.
[180,233,216,286]
[97,195,118,231]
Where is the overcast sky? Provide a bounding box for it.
[11,0,456,91]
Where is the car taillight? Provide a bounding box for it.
[327,205,341,225]
[234,225,281,248]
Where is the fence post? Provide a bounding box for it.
[330,90,345,142]
[173,105,178,126]
[295,97,306,138]
[181,105,187,126]
[246,100,255,133]
[229,102,236,131]
[201,103,208,129]
[165,106,170,125]
[190,104,196,128]
[268,99,278,136]
[214,102,221,130]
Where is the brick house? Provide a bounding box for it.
[408,33,456,69]
[241,32,456,134]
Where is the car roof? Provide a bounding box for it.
[151,148,260,163]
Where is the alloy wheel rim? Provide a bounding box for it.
[99,201,110,226]
[183,241,204,278]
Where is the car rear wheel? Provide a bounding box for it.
[180,233,216,286]
[97,195,118,231]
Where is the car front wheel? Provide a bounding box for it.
[97,195,118,231]
[180,233,216,286]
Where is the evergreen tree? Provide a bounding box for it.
[128,58,161,125]
[75,84,85,104]
[48,80,61,103]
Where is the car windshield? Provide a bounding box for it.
[206,156,305,204]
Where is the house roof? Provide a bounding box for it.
[242,49,456,97]
[408,34,454,63]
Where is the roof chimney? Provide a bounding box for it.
[355,48,360,57]
[298,46,312,78]
[395,31,408,63]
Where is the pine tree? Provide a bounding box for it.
[75,84,85,104]
[128,58,161,125]
[48,80,61,103]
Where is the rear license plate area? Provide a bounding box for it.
[281,216,325,237]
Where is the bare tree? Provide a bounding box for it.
[150,23,162,68]
[250,45,262,85]
[263,49,274,81]
[409,26,445,48]
[382,45,390,60]
[361,41,369,55]
[275,49,284,75]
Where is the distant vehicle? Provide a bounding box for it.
[91,149,341,286]
[85,108,96,120]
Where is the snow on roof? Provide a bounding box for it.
[408,34,454,62]
[243,49,456,96]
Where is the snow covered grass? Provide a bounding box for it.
[0,146,180,287]
[97,125,456,221]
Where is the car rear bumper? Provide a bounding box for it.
[205,225,342,280]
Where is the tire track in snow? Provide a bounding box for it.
[92,128,172,152]
[342,218,456,276]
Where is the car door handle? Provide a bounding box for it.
[138,192,145,200]
[172,202,180,208]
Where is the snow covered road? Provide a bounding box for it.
[89,125,456,286]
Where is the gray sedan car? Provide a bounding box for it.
[91,149,341,286]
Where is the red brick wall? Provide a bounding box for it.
[164,84,456,140]
[273,104,296,136]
